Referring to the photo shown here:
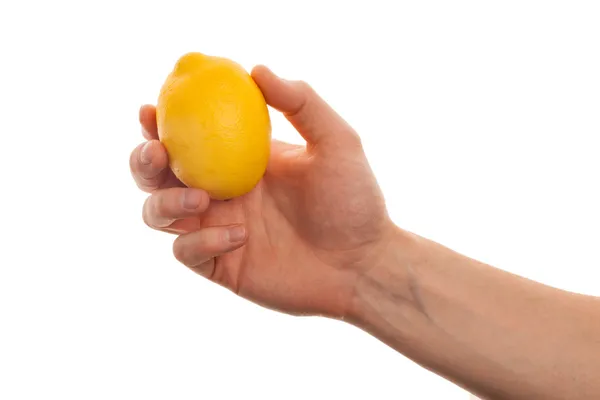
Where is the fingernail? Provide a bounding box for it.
[140,142,152,165]
[227,226,246,243]
[183,190,204,210]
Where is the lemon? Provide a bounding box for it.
[156,52,271,200]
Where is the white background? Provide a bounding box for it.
[1,1,599,399]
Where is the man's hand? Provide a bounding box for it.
[129,65,396,318]
[130,64,600,400]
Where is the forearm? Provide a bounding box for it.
[349,227,600,400]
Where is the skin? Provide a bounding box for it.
[130,65,600,399]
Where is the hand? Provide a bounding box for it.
[130,66,396,318]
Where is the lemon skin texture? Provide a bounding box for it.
[156,52,272,200]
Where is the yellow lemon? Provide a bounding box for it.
[156,52,271,200]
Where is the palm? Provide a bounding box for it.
[185,138,390,316]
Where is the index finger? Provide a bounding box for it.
[139,104,159,140]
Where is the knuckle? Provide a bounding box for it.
[172,237,188,265]
[141,195,155,227]
[285,80,314,119]
[296,79,311,90]
[295,80,314,96]
[129,145,143,175]
[142,193,166,228]
[347,130,363,148]
[172,231,218,269]
[172,236,207,269]
[130,143,160,191]
[141,197,150,226]
[131,141,169,182]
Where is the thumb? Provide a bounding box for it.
[251,65,360,151]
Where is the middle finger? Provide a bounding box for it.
[143,187,210,230]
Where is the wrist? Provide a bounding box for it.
[346,225,424,327]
